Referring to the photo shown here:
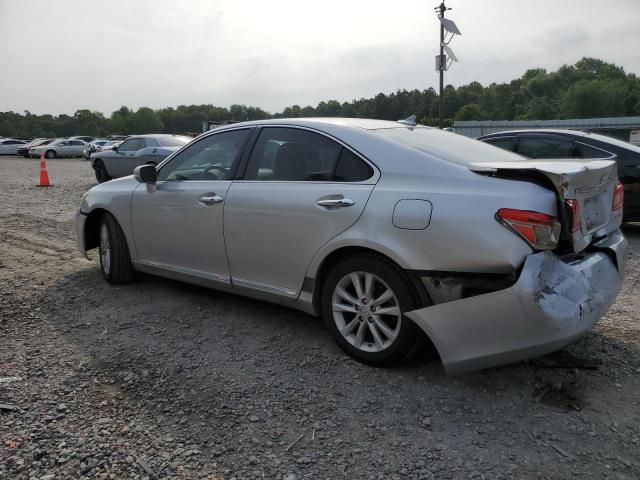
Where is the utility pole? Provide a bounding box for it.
[434,1,461,129]
[437,2,447,129]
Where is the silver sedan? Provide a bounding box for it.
[75,118,627,373]
[90,134,190,183]
[30,138,88,158]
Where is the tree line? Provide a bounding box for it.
[1,57,639,138]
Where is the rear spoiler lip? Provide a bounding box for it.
[468,159,617,197]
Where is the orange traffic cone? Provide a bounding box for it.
[36,152,52,187]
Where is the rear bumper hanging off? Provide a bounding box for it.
[406,229,627,374]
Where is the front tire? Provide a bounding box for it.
[321,254,424,366]
[99,213,135,284]
[45,150,56,159]
[94,160,111,183]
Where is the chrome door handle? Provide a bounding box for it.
[316,198,355,208]
[199,194,223,205]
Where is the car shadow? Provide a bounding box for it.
[41,263,640,464]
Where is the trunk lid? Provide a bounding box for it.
[469,159,621,252]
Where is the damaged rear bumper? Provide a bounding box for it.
[405,229,627,374]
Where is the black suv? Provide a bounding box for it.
[477,129,640,222]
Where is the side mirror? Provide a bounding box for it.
[112,146,118,152]
[134,164,157,183]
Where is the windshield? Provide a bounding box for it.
[373,127,528,166]
[157,136,191,147]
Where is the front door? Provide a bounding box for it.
[131,128,252,283]
[224,126,377,297]
[111,137,145,177]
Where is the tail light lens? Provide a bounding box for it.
[496,208,561,250]
[612,181,624,213]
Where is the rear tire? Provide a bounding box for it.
[99,213,135,284]
[94,160,111,183]
[45,150,56,159]
[321,254,425,367]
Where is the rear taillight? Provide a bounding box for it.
[612,181,624,213]
[565,199,581,233]
[496,208,561,250]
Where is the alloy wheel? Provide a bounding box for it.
[99,223,111,275]
[331,271,402,353]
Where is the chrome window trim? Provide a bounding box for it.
[238,124,380,184]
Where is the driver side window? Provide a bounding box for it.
[157,129,250,181]
[118,139,136,152]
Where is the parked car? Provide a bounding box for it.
[70,136,95,143]
[477,129,640,221]
[30,138,89,158]
[0,138,27,155]
[90,134,190,183]
[75,118,627,373]
[18,138,53,157]
[83,139,114,160]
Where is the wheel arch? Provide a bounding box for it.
[83,208,109,251]
[310,245,431,316]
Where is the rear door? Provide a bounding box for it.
[131,128,252,282]
[56,140,73,157]
[69,140,86,156]
[224,126,377,297]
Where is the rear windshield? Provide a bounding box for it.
[373,127,527,166]
[157,136,191,147]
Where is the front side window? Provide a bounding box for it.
[244,127,373,182]
[517,136,576,159]
[118,139,137,151]
[157,129,250,181]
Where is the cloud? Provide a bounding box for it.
[1,0,639,115]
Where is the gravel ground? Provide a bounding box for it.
[1,156,639,480]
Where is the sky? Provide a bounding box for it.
[1,0,639,116]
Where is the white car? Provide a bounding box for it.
[30,138,89,159]
[0,138,27,155]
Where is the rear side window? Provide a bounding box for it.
[483,136,516,151]
[245,128,340,181]
[244,127,373,182]
[334,149,373,181]
[517,137,576,159]
[576,142,614,159]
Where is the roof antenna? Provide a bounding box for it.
[398,115,417,126]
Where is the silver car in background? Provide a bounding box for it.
[0,138,28,155]
[90,134,190,183]
[30,138,89,158]
[75,118,627,373]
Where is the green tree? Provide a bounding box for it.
[128,107,164,134]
